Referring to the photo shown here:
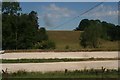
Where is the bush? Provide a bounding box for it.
[65,45,70,49]
[34,40,56,49]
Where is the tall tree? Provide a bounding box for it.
[2,2,21,15]
[2,2,21,49]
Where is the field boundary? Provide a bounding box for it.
[3,49,120,53]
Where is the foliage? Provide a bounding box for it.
[75,19,90,31]
[2,2,55,50]
[2,3,21,49]
[2,2,21,15]
[37,27,48,42]
[76,19,120,41]
[80,20,102,48]
[76,19,120,48]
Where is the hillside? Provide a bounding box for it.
[47,31,82,50]
[47,31,118,51]
[47,31,80,49]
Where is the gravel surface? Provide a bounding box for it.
[1,60,118,73]
[1,51,118,59]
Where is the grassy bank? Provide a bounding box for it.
[1,58,119,63]
[47,31,81,50]
[2,69,119,78]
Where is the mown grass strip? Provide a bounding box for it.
[1,58,119,63]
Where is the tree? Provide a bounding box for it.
[77,19,120,42]
[37,27,48,42]
[2,2,56,50]
[2,2,36,49]
[2,2,21,49]
[17,14,35,49]
[80,20,101,48]
[75,19,90,31]
[2,2,21,15]
[101,21,120,41]
[0,13,1,50]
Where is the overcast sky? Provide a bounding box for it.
[20,2,118,30]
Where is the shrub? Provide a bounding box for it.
[34,40,56,49]
[65,45,70,49]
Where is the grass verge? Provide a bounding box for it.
[1,58,119,63]
[2,68,119,78]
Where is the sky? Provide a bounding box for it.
[20,2,118,30]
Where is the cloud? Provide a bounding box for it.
[81,4,118,24]
[40,3,118,29]
[43,13,54,27]
[42,3,77,27]
[84,4,118,17]
[44,4,76,18]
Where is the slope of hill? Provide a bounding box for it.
[47,31,118,51]
[47,31,81,50]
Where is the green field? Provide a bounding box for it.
[47,31,119,51]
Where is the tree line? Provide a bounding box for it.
[75,19,120,48]
[2,2,55,50]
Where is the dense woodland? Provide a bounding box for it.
[75,19,120,48]
[2,2,55,50]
